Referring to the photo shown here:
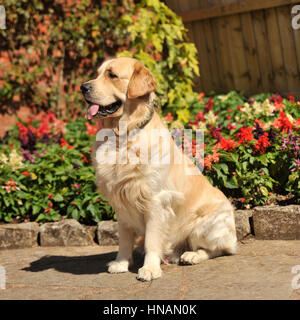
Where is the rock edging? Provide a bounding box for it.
[0,205,299,249]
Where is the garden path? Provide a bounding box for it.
[0,238,299,300]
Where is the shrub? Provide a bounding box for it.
[0,0,135,116]
[170,91,300,208]
[0,92,299,224]
[0,113,114,224]
[0,0,198,118]
[118,0,199,121]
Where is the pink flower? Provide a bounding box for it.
[72,184,80,189]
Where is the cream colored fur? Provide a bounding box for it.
[84,57,237,281]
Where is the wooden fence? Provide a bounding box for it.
[165,0,300,97]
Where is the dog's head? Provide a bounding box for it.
[81,57,157,120]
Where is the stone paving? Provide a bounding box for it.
[0,238,300,300]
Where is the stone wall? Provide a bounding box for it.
[0,205,299,249]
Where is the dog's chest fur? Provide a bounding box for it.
[92,140,183,236]
[93,142,163,232]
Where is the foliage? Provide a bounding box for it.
[0,0,198,118]
[0,113,114,224]
[118,0,199,121]
[0,91,299,224]
[165,91,299,208]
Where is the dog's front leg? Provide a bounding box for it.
[107,220,134,274]
[137,212,163,281]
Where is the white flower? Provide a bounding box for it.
[241,102,251,114]
[262,99,275,116]
[204,110,217,125]
[253,101,262,115]
[9,149,23,171]
[0,153,8,165]
[197,121,207,132]
[218,93,230,102]
[286,113,294,123]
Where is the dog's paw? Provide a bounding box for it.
[107,260,129,274]
[137,266,162,282]
[180,250,209,265]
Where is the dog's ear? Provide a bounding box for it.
[127,61,157,99]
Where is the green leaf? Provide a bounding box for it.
[54,194,64,202]
[32,205,40,215]
[224,176,238,189]
[71,209,80,220]
[219,163,229,174]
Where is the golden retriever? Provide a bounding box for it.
[81,57,237,281]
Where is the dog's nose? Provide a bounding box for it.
[80,82,92,94]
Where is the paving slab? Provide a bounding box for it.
[0,239,299,300]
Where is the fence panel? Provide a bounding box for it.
[166,0,300,96]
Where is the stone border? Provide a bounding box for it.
[0,205,299,249]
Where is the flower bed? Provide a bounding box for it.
[0,112,114,224]
[170,91,299,208]
[0,91,299,224]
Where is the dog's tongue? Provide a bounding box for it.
[85,104,99,120]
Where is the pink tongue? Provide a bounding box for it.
[85,104,100,120]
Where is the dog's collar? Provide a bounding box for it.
[136,96,160,129]
[113,96,159,136]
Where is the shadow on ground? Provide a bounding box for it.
[22,250,145,275]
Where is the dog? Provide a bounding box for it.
[81,57,237,281]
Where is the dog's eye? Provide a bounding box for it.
[108,71,118,79]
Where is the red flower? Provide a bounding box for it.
[205,97,213,113]
[227,123,236,131]
[37,119,50,138]
[164,112,174,123]
[270,94,283,105]
[240,198,245,203]
[48,194,54,199]
[237,106,243,111]
[81,154,89,163]
[217,137,238,151]
[288,92,295,103]
[254,132,271,154]
[47,110,56,123]
[294,119,300,128]
[226,115,232,120]
[195,111,204,122]
[198,92,205,102]
[235,127,254,144]
[16,122,29,143]
[60,138,74,149]
[204,147,220,170]
[208,125,223,142]
[44,201,53,213]
[254,119,264,130]
[22,171,29,176]
[85,122,97,135]
[60,138,68,147]
[273,111,293,134]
